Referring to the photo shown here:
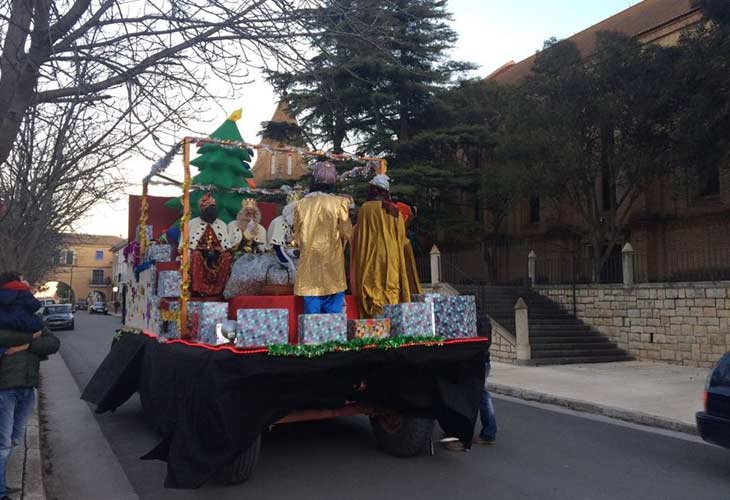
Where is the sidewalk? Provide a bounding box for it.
[6,406,45,500]
[489,361,709,434]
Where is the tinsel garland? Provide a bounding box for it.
[178,175,193,333]
[267,335,444,358]
[114,327,142,340]
[138,191,150,256]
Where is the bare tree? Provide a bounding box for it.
[0,0,350,281]
[0,96,133,282]
[0,0,336,166]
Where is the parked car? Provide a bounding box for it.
[75,301,88,311]
[89,302,108,315]
[696,353,730,448]
[43,303,75,330]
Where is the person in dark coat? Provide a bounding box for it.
[0,271,60,500]
[0,272,44,358]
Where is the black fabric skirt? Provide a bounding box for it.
[83,333,488,489]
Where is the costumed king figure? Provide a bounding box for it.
[267,191,300,281]
[186,193,233,296]
[228,198,268,254]
[352,175,422,318]
[293,161,353,314]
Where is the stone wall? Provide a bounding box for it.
[536,282,730,368]
[489,319,516,363]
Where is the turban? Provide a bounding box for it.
[369,174,390,192]
[311,161,338,186]
[199,193,216,209]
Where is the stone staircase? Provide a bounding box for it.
[455,285,632,365]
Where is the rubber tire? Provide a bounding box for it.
[370,415,434,457]
[215,435,262,485]
[70,321,75,330]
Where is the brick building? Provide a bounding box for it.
[43,234,125,305]
[449,0,729,285]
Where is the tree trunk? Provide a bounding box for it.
[333,109,346,154]
[0,0,36,166]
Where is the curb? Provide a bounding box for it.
[489,382,698,435]
[23,405,46,500]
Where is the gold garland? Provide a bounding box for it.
[160,307,179,323]
[178,175,192,333]
[138,185,150,257]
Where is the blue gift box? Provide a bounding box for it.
[147,243,172,263]
[297,313,347,345]
[413,295,477,339]
[157,270,181,298]
[198,302,229,345]
[159,300,204,340]
[383,302,435,337]
[236,309,289,347]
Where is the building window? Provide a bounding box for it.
[529,194,541,223]
[287,155,293,176]
[271,154,276,175]
[700,164,721,197]
[92,269,104,284]
[95,250,104,261]
[55,249,75,266]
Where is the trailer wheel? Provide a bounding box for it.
[370,414,434,457]
[215,435,262,485]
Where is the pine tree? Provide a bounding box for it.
[268,0,473,155]
[166,110,253,223]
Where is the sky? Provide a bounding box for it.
[77,0,638,238]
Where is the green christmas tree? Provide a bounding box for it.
[166,109,253,223]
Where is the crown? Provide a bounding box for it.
[286,191,302,204]
[242,198,258,209]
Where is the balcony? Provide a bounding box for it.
[89,277,112,287]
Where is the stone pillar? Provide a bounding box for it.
[528,250,537,287]
[430,245,441,285]
[515,298,531,365]
[622,243,634,287]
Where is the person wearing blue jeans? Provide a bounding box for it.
[0,291,60,500]
[444,317,496,451]
[0,389,36,496]
[477,360,497,444]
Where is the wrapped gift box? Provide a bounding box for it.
[198,302,229,345]
[347,318,391,340]
[147,243,172,263]
[297,313,347,345]
[435,295,477,339]
[413,295,477,339]
[411,293,442,303]
[136,264,157,296]
[235,309,289,348]
[383,302,435,337]
[158,299,203,339]
[136,224,153,243]
[157,270,181,298]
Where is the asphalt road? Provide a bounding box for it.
[54,312,730,500]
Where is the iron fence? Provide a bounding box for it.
[534,254,623,285]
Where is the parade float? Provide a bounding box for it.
[83,110,488,489]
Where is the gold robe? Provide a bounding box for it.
[353,201,423,318]
[293,193,353,296]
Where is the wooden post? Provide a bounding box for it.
[179,139,192,338]
[515,298,531,365]
[138,181,149,257]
